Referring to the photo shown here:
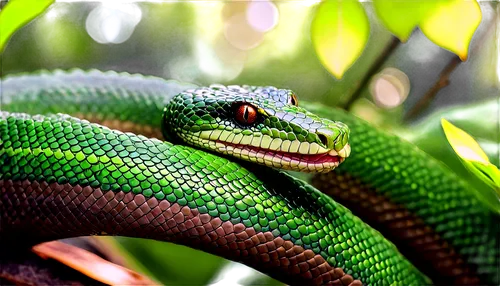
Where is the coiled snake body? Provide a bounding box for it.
[0,70,498,285]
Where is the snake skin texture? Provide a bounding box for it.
[313,172,480,285]
[1,112,429,285]
[304,103,500,285]
[3,70,498,285]
[1,69,195,125]
[163,85,350,172]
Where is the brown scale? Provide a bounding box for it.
[1,179,361,286]
[74,113,164,139]
[312,172,481,285]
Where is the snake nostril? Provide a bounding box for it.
[317,133,328,147]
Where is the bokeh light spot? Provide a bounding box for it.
[85,3,142,44]
[370,68,410,109]
[246,0,279,33]
[213,34,247,67]
[224,13,264,51]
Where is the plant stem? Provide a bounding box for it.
[404,11,497,121]
[338,35,402,109]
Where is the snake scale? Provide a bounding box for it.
[0,70,498,285]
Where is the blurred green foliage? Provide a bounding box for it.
[418,0,482,61]
[1,1,498,285]
[403,98,500,213]
[373,0,435,42]
[113,237,227,285]
[311,0,369,79]
[0,0,54,52]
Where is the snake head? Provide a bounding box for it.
[163,85,350,173]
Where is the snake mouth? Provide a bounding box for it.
[216,141,350,172]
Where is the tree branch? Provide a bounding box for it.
[404,12,497,121]
[338,33,401,109]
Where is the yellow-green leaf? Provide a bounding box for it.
[311,0,369,79]
[0,0,54,53]
[441,118,489,164]
[420,0,481,61]
[462,159,500,213]
[468,161,500,192]
[373,0,436,42]
[442,118,500,212]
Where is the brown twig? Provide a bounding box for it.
[340,36,401,110]
[404,11,497,121]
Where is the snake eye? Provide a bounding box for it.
[289,94,298,106]
[234,104,258,125]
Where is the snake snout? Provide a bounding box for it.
[316,121,350,157]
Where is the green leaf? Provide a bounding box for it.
[420,0,481,61]
[441,118,490,164]
[373,0,436,42]
[311,0,369,79]
[459,160,500,214]
[441,118,500,213]
[468,160,500,192]
[0,0,54,53]
[406,99,498,162]
[478,142,500,167]
[401,98,500,214]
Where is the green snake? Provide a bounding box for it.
[0,70,498,285]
